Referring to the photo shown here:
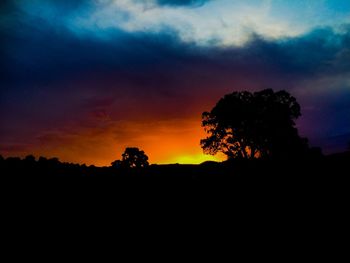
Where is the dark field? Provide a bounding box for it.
[2,152,348,194]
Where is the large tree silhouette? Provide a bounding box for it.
[111,147,149,168]
[201,89,309,160]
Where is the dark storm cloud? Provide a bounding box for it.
[0,10,203,94]
[2,6,350,109]
[2,10,350,91]
[210,27,350,77]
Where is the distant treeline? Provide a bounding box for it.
[1,151,349,179]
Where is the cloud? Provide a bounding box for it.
[67,0,294,46]
[3,5,350,89]
[4,0,350,47]
[156,0,211,7]
[2,8,350,111]
[9,0,349,47]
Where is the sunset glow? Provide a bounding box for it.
[1,0,349,165]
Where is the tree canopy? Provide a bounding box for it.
[201,89,309,160]
[111,147,149,168]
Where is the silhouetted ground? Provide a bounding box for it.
[1,152,349,195]
[2,152,348,241]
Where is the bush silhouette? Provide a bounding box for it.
[24,155,36,162]
[201,89,310,160]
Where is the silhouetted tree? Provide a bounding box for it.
[5,157,22,166]
[111,160,123,168]
[122,148,149,168]
[112,147,149,168]
[38,156,48,163]
[24,155,36,162]
[23,155,36,168]
[201,89,309,160]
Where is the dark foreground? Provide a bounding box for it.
[1,152,349,194]
[1,153,349,244]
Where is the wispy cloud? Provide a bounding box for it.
[12,0,350,46]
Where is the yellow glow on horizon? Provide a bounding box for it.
[161,153,224,165]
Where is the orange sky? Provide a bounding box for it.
[19,117,225,166]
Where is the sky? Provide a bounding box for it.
[1,0,350,166]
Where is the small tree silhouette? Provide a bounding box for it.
[201,89,309,160]
[112,147,149,168]
[24,155,36,163]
